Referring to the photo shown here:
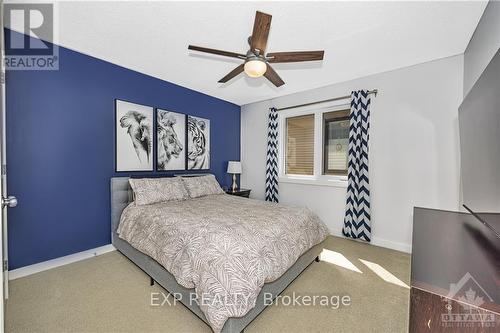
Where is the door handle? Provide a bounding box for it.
[2,196,17,208]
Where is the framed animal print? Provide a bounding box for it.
[157,109,186,171]
[187,115,210,170]
[115,100,153,172]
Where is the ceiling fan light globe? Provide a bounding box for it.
[244,59,267,78]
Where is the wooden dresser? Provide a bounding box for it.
[409,207,500,332]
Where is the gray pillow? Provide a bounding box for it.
[129,177,189,205]
[182,174,224,198]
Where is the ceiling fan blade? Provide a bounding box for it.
[250,11,272,55]
[267,51,325,63]
[264,64,284,87]
[218,64,245,83]
[188,45,246,59]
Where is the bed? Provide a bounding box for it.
[110,176,328,333]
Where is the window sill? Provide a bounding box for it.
[279,176,348,188]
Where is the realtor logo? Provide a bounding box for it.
[3,3,59,70]
[441,272,496,329]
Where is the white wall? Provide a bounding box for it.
[464,1,500,96]
[241,55,464,253]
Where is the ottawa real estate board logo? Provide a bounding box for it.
[4,3,59,70]
[441,272,497,330]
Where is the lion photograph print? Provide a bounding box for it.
[115,100,153,171]
[157,109,186,171]
[187,115,210,170]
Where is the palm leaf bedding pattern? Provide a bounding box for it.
[117,194,329,332]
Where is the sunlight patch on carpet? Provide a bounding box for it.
[358,259,409,289]
[320,249,362,273]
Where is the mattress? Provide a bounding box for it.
[117,194,329,332]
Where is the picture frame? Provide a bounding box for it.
[115,99,154,172]
[187,115,210,170]
[156,109,187,171]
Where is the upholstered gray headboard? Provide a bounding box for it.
[110,177,133,244]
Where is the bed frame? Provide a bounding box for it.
[110,176,324,333]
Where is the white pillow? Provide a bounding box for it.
[182,174,224,198]
[129,177,189,205]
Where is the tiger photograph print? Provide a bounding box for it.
[187,115,210,170]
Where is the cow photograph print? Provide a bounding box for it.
[187,115,210,170]
[157,109,186,171]
[115,100,153,171]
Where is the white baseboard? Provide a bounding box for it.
[9,244,116,280]
[370,237,412,253]
[331,231,412,253]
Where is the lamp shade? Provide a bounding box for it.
[227,161,242,174]
[244,59,267,78]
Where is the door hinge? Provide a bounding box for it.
[3,260,7,272]
[1,164,6,176]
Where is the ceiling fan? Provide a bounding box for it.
[188,11,324,87]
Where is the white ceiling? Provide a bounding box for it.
[10,1,488,105]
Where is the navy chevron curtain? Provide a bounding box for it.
[343,90,371,241]
[265,107,279,202]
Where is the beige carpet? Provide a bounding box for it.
[6,236,410,333]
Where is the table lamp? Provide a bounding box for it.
[227,161,242,192]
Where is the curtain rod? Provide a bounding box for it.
[277,89,378,112]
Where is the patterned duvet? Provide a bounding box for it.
[117,194,329,332]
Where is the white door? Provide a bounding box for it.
[1,2,19,330]
[0,2,5,329]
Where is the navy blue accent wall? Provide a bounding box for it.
[5,30,240,269]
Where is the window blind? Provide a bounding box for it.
[286,114,314,175]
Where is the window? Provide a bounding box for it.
[323,110,349,175]
[285,114,314,175]
[279,102,351,187]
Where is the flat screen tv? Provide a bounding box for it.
[459,48,500,235]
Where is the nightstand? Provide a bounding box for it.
[225,188,251,198]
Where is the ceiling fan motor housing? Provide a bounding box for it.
[245,50,266,63]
